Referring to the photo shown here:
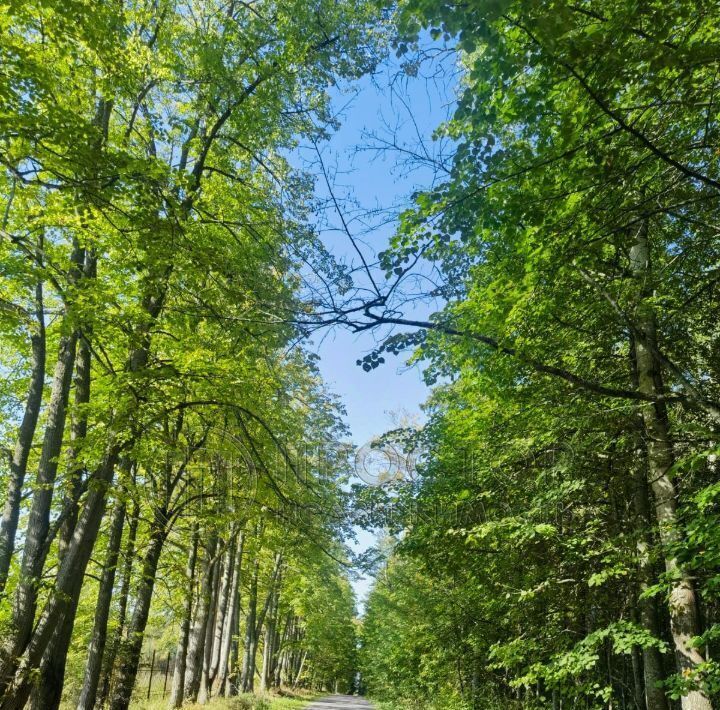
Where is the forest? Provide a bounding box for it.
[0,1,719,710]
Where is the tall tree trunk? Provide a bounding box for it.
[225,537,245,698]
[273,612,291,689]
[630,224,712,710]
[261,582,280,691]
[170,524,200,709]
[0,450,119,710]
[239,558,260,693]
[214,530,243,697]
[76,496,127,710]
[97,494,139,708]
[277,614,294,688]
[208,535,236,689]
[631,639,645,710]
[103,424,194,710]
[1,234,85,681]
[32,286,97,710]
[8,318,79,657]
[226,603,241,698]
[293,651,307,689]
[108,520,167,710]
[2,96,113,703]
[218,595,238,697]
[28,567,83,710]
[632,459,671,710]
[198,549,223,704]
[260,615,273,691]
[184,532,218,702]
[290,620,305,688]
[0,274,45,593]
[0,244,172,705]
[214,531,243,696]
[241,553,281,694]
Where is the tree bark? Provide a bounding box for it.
[76,496,127,710]
[630,224,712,710]
[225,535,245,698]
[7,323,78,658]
[108,519,168,710]
[0,238,173,705]
[631,459,671,710]
[260,610,273,691]
[32,285,97,710]
[0,450,119,710]
[184,532,218,702]
[198,547,223,704]
[170,524,200,709]
[0,275,45,593]
[274,612,291,689]
[214,530,244,697]
[208,535,235,688]
[631,628,646,710]
[97,493,139,709]
[293,650,307,689]
[261,581,281,691]
[241,553,282,693]
[239,558,260,693]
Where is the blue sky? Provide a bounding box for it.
[298,50,457,607]
[307,51,456,444]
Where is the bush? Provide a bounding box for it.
[229,695,271,710]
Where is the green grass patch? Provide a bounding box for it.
[129,689,320,709]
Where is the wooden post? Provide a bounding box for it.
[147,649,156,699]
[163,653,172,697]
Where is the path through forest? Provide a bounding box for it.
[305,696,374,709]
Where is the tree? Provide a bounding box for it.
[352,1,720,707]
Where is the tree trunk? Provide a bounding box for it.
[0,238,173,706]
[108,522,167,710]
[76,496,127,710]
[29,558,84,710]
[243,553,282,693]
[630,225,712,710]
[631,638,646,710]
[0,450,119,710]
[32,296,97,710]
[261,583,280,691]
[169,524,199,709]
[277,614,294,687]
[5,234,85,672]
[208,534,236,689]
[97,494,139,708]
[240,558,260,693]
[274,612,292,689]
[198,548,223,704]
[7,324,78,658]
[184,532,218,702]
[214,530,243,697]
[226,602,241,698]
[0,275,45,593]
[225,537,245,698]
[632,461,671,710]
[293,651,307,688]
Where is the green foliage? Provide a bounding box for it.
[359,0,720,707]
[0,0,381,705]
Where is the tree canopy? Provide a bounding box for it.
[1,1,720,710]
[356,1,720,709]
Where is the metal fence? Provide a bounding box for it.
[133,651,175,702]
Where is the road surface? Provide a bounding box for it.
[305,696,374,709]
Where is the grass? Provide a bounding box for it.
[129,688,320,709]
